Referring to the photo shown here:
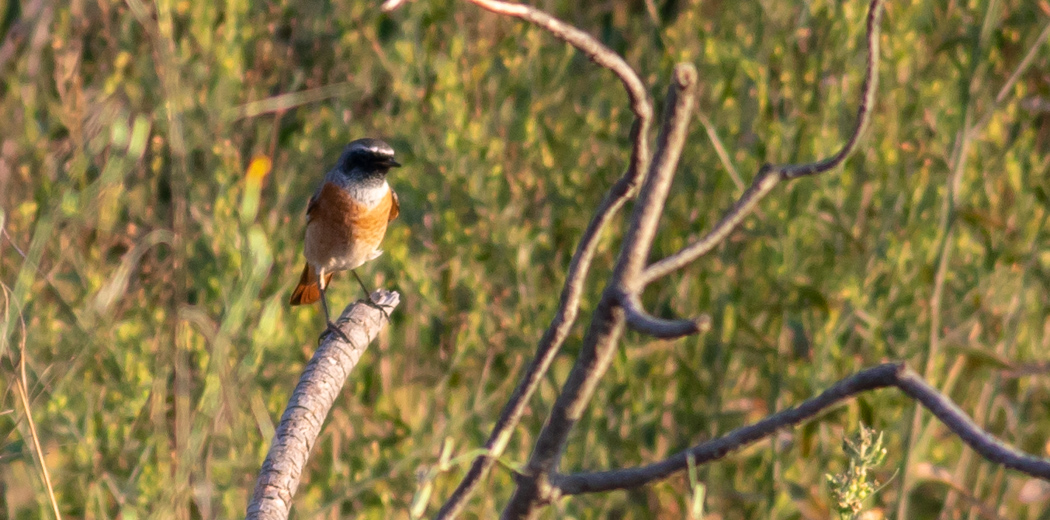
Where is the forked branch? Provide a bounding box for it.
[410,1,659,517]
[641,0,885,286]
[500,63,699,520]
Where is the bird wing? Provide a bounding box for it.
[305,184,325,223]
[388,189,400,222]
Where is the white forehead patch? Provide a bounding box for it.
[350,140,395,158]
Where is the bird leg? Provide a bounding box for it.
[317,270,352,343]
[351,270,391,322]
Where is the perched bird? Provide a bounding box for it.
[289,138,400,339]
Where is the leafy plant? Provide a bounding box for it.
[827,424,889,520]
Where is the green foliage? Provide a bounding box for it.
[827,425,889,520]
[1,0,1048,518]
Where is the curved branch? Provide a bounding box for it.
[466,0,653,154]
[246,290,400,520]
[554,363,1050,495]
[777,0,882,179]
[619,292,709,339]
[436,2,656,518]
[641,0,886,285]
[895,368,1050,479]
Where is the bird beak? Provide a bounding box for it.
[386,159,402,168]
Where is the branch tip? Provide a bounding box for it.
[619,293,708,339]
[673,63,698,89]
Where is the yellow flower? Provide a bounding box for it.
[246,156,272,182]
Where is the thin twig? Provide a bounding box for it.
[1,225,29,260]
[640,0,885,286]
[500,1,886,514]
[697,112,745,193]
[246,291,399,520]
[228,83,359,121]
[898,5,1009,511]
[965,21,1050,142]
[554,363,1050,495]
[2,285,63,519]
[897,369,1050,478]
[435,0,655,516]
[445,0,888,516]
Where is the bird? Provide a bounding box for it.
[289,138,400,340]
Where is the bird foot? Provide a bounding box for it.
[320,320,352,344]
[362,296,392,322]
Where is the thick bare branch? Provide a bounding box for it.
[436,2,656,517]
[641,0,885,285]
[615,64,698,286]
[246,291,400,520]
[554,363,1050,495]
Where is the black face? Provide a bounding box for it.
[338,138,401,176]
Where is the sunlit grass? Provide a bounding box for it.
[1,0,1049,518]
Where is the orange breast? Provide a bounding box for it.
[304,182,394,273]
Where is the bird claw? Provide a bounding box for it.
[362,297,392,322]
[320,320,352,344]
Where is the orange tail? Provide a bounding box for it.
[289,264,334,305]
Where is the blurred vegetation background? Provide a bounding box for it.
[1,0,1049,518]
